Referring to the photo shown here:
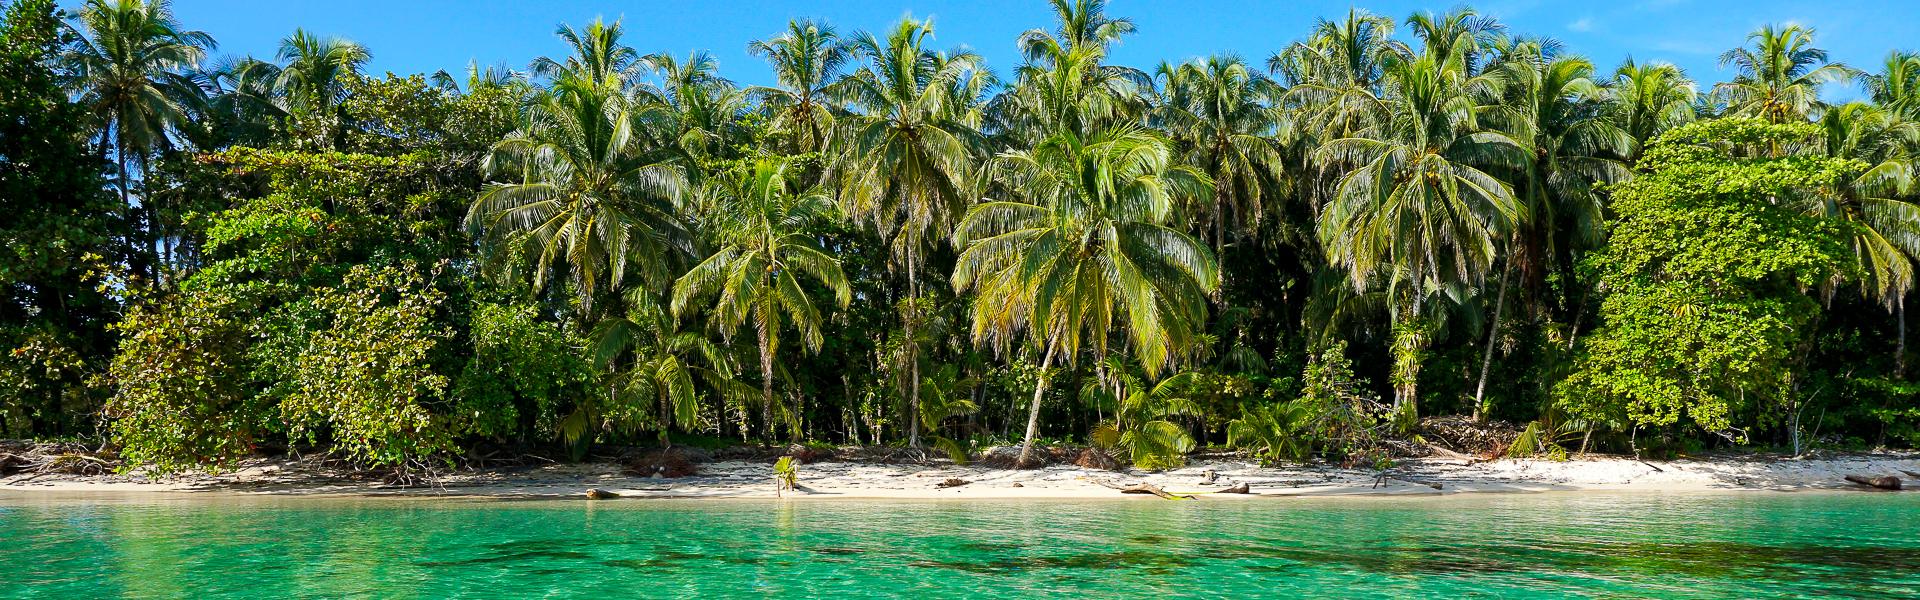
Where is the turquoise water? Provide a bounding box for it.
[2,492,1918,598]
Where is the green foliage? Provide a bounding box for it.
[103,290,263,472]
[459,301,595,440]
[0,0,119,438]
[1559,119,1856,434]
[1231,341,1385,464]
[283,263,453,468]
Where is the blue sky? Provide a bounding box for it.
[96,1,1920,100]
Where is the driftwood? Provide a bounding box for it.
[1845,475,1903,491]
[1217,482,1250,494]
[585,488,619,499]
[1901,470,1920,479]
[935,478,969,488]
[1425,445,1480,465]
[1373,474,1444,490]
[1095,479,1192,500]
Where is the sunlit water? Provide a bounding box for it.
[3,491,1917,598]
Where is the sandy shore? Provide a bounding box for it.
[4,451,1917,500]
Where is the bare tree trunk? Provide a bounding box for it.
[757,324,775,444]
[1015,341,1059,468]
[1899,293,1908,380]
[906,251,922,449]
[1473,261,1512,422]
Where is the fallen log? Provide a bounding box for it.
[1217,482,1250,494]
[1094,479,1193,500]
[1425,445,1480,465]
[585,488,620,499]
[1901,470,1920,479]
[1118,482,1193,500]
[1845,475,1902,491]
[935,478,969,488]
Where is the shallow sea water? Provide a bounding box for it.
[2,491,1917,598]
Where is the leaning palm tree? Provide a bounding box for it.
[1315,49,1525,417]
[1811,103,1920,377]
[672,159,851,442]
[1155,55,1286,254]
[830,17,985,447]
[1604,58,1698,155]
[953,124,1218,467]
[467,76,688,318]
[747,19,850,154]
[1470,44,1633,418]
[63,0,213,276]
[1713,24,1858,123]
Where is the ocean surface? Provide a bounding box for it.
[2,491,1917,598]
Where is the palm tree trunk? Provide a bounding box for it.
[1472,261,1512,422]
[1898,293,1908,380]
[1015,340,1059,468]
[906,257,921,449]
[757,325,775,444]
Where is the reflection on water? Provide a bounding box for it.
[2,492,1917,598]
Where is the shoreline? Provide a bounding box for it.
[4,451,1917,501]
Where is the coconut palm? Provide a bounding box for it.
[1155,55,1285,254]
[1315,48,1525,417]
[671,158,850,442]
[530,18,639,93]
[1865,51,1920,120]
[1271,8,1404,140]
[1810,103,1920,376]
[1605,59,1697,154]
[252,29,370,148]
[1713,24,1858,123]
[467,75,688,318]
[591,291,744,447]
[747,19,851,154]
[637,51,749,180]
[1471,43,1633,418]
[953,124,1217,467]
[830,17,985,447]
[995,0,1150,144]
[1404,7,1501,73]
[63,0,213,277]
[1019,0,1134,60]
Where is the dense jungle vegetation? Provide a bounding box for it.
[5,0,1920,473]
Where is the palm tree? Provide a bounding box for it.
[1605,58,1697,154]
[747,19,850,154]
[1812,102,1920,377]
[530,17,639,93]
[1472,44,1632,418]
[1864,51,1920,120]
[1271,8,1404,140]
[953,124,1217,467]
[1155,55,1285,255]
[64,0,213,278]
[245,29,370,148]
[995,0,1149,145]
[467,72,688,318]
[591,291,743,447]
[1315,48,1525,417]
[1714,24,1858,123]
[830,17,985,448]
[637,50,749,181]
[1404,7,1501,73]
[671,158,850,442]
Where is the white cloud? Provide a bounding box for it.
[1568,17,1595,32]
